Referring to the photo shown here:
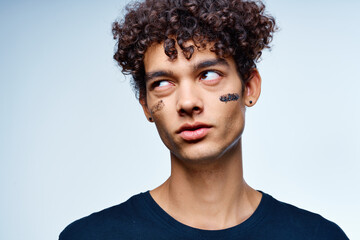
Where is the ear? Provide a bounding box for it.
[244,69,262,107]
[139,97,153,122]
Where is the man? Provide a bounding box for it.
[60,0,348,239]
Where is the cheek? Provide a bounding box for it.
[221,102,246,134]
[152,105,178,148]
[150,100,165,115]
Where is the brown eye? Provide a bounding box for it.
[199,71,222,84]
[152,80,173,90]
[157,80,171,87]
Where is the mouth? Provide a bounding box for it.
[176,122,212,142]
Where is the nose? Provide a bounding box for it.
[176,82,204,117]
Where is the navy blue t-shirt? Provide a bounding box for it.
[59,191,348,239]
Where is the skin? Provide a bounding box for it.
[150,100,165,114]
[140,42,262,230]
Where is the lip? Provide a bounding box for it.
[176,122,212,141]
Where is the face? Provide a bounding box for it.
[142,42,259,163]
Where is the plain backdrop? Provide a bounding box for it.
[0,0,359,239]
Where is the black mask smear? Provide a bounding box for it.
[150,100,164,114]
[219,93,240,103]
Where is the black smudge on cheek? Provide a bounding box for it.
[219,93,240,103]
[150,100,165,114]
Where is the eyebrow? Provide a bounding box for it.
[145,71,175,82]
[145,58,230,82]
[193,58,230,72]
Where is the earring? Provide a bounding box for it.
[249,100,253,104]
[148,117,153,121]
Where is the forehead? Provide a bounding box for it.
[143,42,221,73]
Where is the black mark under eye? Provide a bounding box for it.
[150,100,164,114]
[219,93,240,103]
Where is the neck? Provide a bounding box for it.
[150,139,262,230]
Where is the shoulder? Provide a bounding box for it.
[59,192,147,240]
[264,193,348,239]
[312,215,349,240]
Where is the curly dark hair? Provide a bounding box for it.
[112,0,276,99]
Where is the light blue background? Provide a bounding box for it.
[1,0,359,239]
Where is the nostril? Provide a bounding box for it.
[177,99,203,116]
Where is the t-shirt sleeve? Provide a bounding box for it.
[58,219,88,240]
[313,217,349,240]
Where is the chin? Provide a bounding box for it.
[172,143,233,164]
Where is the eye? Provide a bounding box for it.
[199,71,222,83]
[158,80,171,87]
[151,80,172,90]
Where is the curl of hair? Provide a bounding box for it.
[112,0,277,98]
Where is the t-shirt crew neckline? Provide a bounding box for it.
[141,190,273,238]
